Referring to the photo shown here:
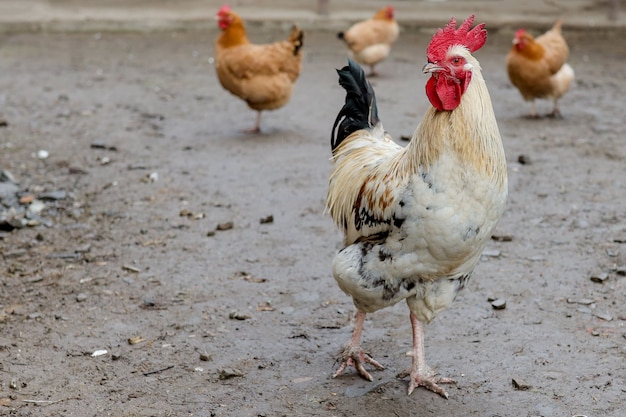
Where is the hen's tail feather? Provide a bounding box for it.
[289,25,304,56]
[551,18,563,33]
[331,59,380,152]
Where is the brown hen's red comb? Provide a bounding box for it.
[426,15,487,62]
[218,4,231,15]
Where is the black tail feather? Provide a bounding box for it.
[331,59,380,152]
[289,25,304,56]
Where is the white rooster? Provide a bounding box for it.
[327,16,507,398]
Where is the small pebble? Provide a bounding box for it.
[19,194,35,204]
[594,312,613,321]
[512,378,532,390]
[491,234,513,242]
[39,190,67,201]
[590,273,609,283]
[199,352,212,362]
[491,298,506,310]
[219,368,244,380]
[122,264,141,273]
[517,154,531,165]
[37,150,49,159]
[90,141,108,149]
[76,293,88,302]
[567,298,594,305]
[216,221,234,231]
[0,170,17,184]
[90,141,117,152]
[229,311,250,320]
[28,200,46,215]
[259,215,274,224]
[128,336,145,345]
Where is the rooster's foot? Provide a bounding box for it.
[333,345,384,381]
[398,364,455,398]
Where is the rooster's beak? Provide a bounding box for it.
[423,62,444,74]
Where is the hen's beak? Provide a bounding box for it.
[423,62,444,74]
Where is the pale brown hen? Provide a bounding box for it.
[214,5,303,133]
[337,6,399,76]
[506,19,574,118]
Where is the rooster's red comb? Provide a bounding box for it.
[426,15,487,62]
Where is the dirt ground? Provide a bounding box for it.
[0,24,625,417]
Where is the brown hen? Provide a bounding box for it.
[506,19,574,118]
[214,5,303,133]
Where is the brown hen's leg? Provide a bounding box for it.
[404,312,455,398]
[525,101,540,119]
[333,310,384,381]
[245,111,262,133]
[547,99,563,119]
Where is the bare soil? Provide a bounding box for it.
[0,26,625,417]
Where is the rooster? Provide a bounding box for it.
[337,6,399,76]
[506,19,574,118]
[214,5,304,133]
[327,16,507,398]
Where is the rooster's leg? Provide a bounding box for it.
[333,310,384,381]
[245,111,262,133]
[403,312,455,398]
[369,65,379,77]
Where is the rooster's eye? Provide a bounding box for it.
[452,57,460,64]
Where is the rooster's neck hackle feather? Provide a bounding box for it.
[412,46,506,186]
[331,59,380,152]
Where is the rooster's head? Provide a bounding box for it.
[423,15,487,111]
